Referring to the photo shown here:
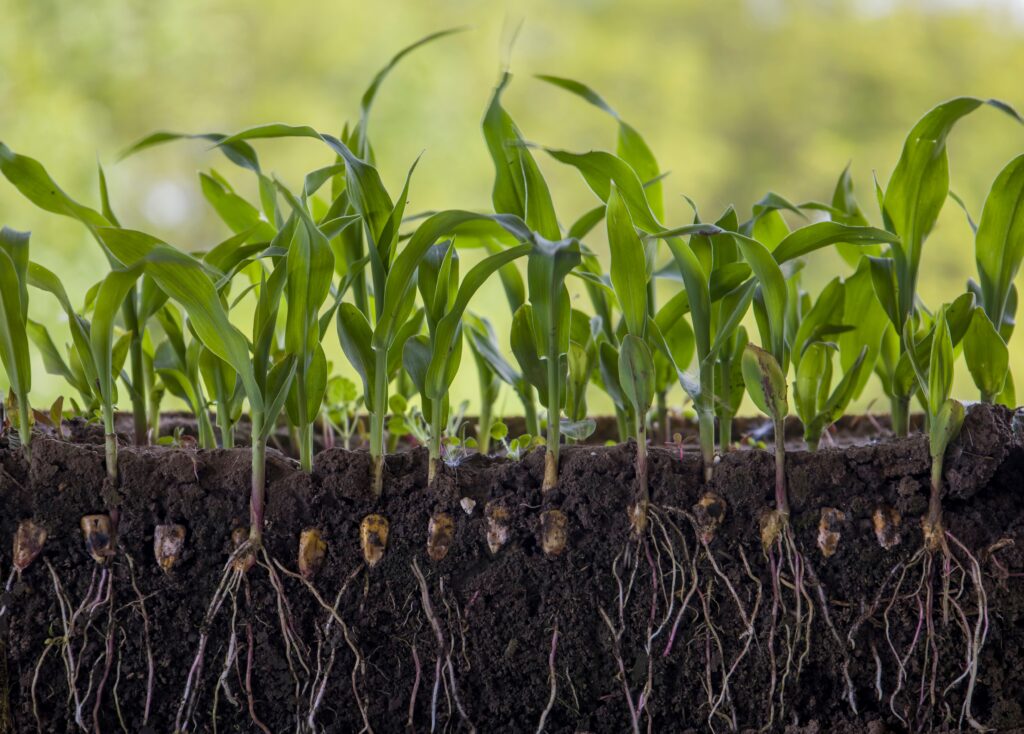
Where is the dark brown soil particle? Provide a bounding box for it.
[1,403,1023,732]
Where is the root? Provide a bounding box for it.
[272,562,369,733]
[410,558,475,733]
[177,539,315,733]
[761,521,846,730]
[535,621,559,734]
[176,558,243,732]
[656,506,761,731]
[855,532,992,731]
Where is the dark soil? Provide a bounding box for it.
[2,403,1023,733]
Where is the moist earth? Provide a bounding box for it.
[1,403,1023,733]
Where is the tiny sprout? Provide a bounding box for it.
[490,421,509,441]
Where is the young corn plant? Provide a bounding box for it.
[873,97,1021,434]
[790,277,872,450]
[854,303,991,730]
[0,227,32,459]
[1,148,156,445]
[962,153,1024,404]
[402,238,531,483]
[736,231,858,725]
[605,186,659,530]
[93,226,313,729]
[465,314,517,452]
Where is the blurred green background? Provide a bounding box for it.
[2,0,1024,416]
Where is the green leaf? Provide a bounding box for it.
[929,398,965,463]
[261,355,297,441]
[928,308,955,417]
[118,131,262,173]
[336,303,376,410]
[376,211,531,350]
[976,153,1024,329]
[511,304,548,403]
[483,73,560,240]
[353,27,467,156]
[771,222,899,264]
[528,237,582,361]
[883,97,1021,321]
[545,149,661,232]
[90,265,144,410]
[424,245,531,400]
[868,255,902,328]
[618,334,656,416]
[794,342,830,427]
[95,227,261,412]
[812,345,870,437]
[402,335,431,398]
[0,231,32,399]
[742,343,788,422]
[606,185,649,337]
[535,73,663,219]
[734,234,788,366]
[560,417,598,442]
[963,307,1009,400]
[0,144,109,228]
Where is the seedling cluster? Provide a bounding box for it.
[1,30,1022,732]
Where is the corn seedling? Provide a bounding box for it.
[872,98,1022,434]
[961,153,1024,404]
[790,277,872,450]
[402,236,530,483]
[0,227,32,459]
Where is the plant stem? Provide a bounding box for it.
[146,387,161,443]
[521,385,539,437]
[614,406,630,445]
[197,411,216,450]
[102,403,118,484]
[928,458,944,534]
[249,427,267,546]
[542,350,560,492]
[720,410,734,454]
[125,307,148,446]
[369,349,388,498]
[891,394,910,437]
[698,364,716,482]
[477,382,493,456]
[698,408,715,482]
[17,398,31,462]
[633,416,649,532]
[428,397,443,485]
[655,389,668,445]
[773,416,788,517]
[298,423,313,473]
[218,412,235,450]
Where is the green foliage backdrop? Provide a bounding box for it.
[3,0,1023,411]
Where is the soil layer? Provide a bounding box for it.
[2,403,1024,732]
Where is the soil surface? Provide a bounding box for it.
[2,404,1023,733]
